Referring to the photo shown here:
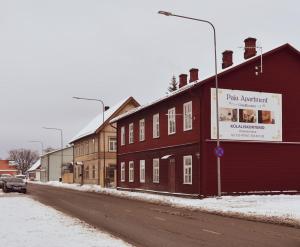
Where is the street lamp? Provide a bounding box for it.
[28,140,44,155]
[72,96,107,187]
[158,10,222,197]
[43,126,64,180]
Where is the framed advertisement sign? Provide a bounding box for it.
[211,88,282,141]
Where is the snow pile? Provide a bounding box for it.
[32,181,300,226]
[0,196,131,247]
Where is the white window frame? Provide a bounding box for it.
[129,161,134,182]
[168,107,176,135]
[183,155,192,184]
[108,137,117,152]
[121,126,125,146]
[139,119,145,141]
[153,113,160,138]
[129,123,134,144]
[183,101,193,131]
[153,158,159,183]
[140,160,145,183]
[120,162,125,182]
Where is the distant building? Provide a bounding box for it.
[111,40,300,197]
[27,159,41,181]
[40,146,74,182]
[0,160,18,176]
[70,97,139,187]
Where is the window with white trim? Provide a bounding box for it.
[129,161,134,182]
[108,137,117,152]
[121,126,125,146]
[168,107,176,135]
[129,123,134,144]
[140,160,145,183]
[153,158,159,183]
[120,162,125,182]
[153,113,160,138]
[139,119,145,141]
[183,155,192,184]
[183,101,193,131]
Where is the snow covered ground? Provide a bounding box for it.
[0,191,131,247]
[33,181,300,226]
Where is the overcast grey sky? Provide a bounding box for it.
[0,0,299,158]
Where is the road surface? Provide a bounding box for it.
[28,183,300,247]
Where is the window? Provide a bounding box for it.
[183,101,193,131]
[92,165,96,179]
[168,107,176,135]
[153,158,159,183]
[153,113,160,138]
[89,139,95,153]
[109,137,117,152]
[121,126,125,146]
[85,142,89,154]
[129,123,134,144]
[85,165,89,179]
[121,162,125,182]
[183,156,192,184]
[129,161,134,182]
[139,119,145,141]
[140,160,145,183]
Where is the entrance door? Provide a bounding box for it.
[168,158,176,193]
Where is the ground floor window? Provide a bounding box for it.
[92,165,96,179]
[140,160,145,183]
[129,161,134,182]
[153,158,159,183]
[121,162,125,182]
[183,155,192,184]
[85,165,89,179]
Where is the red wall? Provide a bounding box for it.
[0,160,18,176]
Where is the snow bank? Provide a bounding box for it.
[32,181,300,226]
[0,195,131,247]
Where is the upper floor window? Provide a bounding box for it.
[129,161,134,182]
[153,158,159,183]
[168,107,176,135]
[121,162,125,182]
[129,123,134,144]
[183,155,192,184]
[140,160,145,183]
[153,113,160,138]
[109,137,117,152]
[139,119,145,141]
[121,126,125,146]
[183,101,193,131]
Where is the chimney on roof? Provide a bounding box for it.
[189,68,199,82]
[222,50,233,69]
[244,37,257,59]
[179,74,188,88]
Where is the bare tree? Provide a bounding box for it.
[167,75,178,93]
[7,149,39,174]
[44,146,56,154]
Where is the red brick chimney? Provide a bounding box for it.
[244,37,257,59]
[179,74,188,88]
[222,50,233,69]
[189,68,199,82]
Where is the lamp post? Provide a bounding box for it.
[158,11,222,197]
[43,127,64,180]
[73,96,107,187]
[28,140,44,155]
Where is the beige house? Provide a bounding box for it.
[70,97,139,187]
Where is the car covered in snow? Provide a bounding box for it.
[0,174,13,188]
[1,177,27,194]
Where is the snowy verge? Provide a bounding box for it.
[0,195,131,247]
[30,181,300,227]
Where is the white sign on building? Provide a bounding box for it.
[211,88,282,142]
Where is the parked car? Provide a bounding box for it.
[2,177,27,194]
[15,174,27,183]
[0,174,13,188]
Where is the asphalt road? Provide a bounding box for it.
[28,183,300,247]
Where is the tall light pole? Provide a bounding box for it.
[43,127,64,180]
[28,140,44,155]
[73,96,107,187]
[158,11,222,197]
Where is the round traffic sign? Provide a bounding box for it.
[214,146,224,157]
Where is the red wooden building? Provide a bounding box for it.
[0,160,18,176]
[111,38,300,197]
